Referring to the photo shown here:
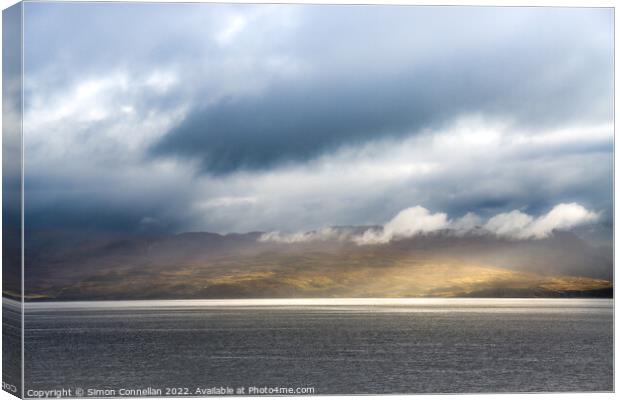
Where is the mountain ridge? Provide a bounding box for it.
[20,228,612,301]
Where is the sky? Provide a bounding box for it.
[21,3,613,240]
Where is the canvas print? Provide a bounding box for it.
[2,2,614,397]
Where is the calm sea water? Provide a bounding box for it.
[13,299,614,395]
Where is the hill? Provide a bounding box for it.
[21,228,612,300]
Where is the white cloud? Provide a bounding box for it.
[24,71,188,159]
[259,227,353,244]
[259,203,599,245]
[483,203,598,239]
[216,15,247,46]
[451,212,483,232]
[354,206,449,245]
[511,124,613,147]
[144,70,178,93]
[525,203,599,239]
[484,210,534,238]
[198,196,257,209]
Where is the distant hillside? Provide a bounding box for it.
[20,228,612,300]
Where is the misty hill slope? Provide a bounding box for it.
[21,229,612,300]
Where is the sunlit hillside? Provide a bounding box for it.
[21,229,612,300]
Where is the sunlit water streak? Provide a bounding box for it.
[21,297,613,312]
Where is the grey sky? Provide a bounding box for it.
[21,3,613,237]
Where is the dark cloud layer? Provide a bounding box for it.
[151,76,451,173]
[149,6,612,173]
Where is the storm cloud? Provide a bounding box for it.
[21,3,613,242]
[148,6,612,173]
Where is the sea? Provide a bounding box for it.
[4,298,614,396]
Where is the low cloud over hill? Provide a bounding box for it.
[22,212,612,300]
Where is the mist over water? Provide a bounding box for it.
[18,299,613,394]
